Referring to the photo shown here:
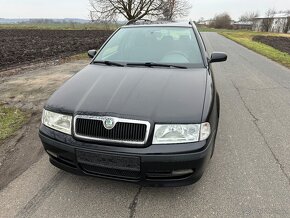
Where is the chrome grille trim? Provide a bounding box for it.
[73,115,150,145]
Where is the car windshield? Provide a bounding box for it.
[94,26,204,68]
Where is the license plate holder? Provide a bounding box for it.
[76,150,140,172]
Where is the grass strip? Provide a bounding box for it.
[219,31,290,68]
[0,106,29,142]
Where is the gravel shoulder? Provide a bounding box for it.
[0,60,88,189]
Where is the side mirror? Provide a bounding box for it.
[88,49,97,58]
[209,52,227,63]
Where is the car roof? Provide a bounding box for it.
[123,21,195,28]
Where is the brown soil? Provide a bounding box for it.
[0,29,112,71]
[253,36,290,55]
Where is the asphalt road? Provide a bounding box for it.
[1,32,290,218]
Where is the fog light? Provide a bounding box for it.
[46,150,58,158]
[171,169,194,176]
[146,169,194,179]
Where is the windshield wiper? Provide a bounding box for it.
[127,62,187,69]
[93,61,124,67]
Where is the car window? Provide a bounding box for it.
[95,26,204,68]
[99,29,126,59]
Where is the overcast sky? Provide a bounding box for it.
[0,0,290,21]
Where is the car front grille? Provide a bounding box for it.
[74,115,150,145]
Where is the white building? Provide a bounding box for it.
[252,13,290,33]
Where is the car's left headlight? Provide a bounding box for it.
[42,109,72,135]
[153,123,211,144]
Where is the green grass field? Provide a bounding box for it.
[198,27,237,32]
[0,106,29,142]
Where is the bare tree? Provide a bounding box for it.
[89,11,95,22]
[161,0,192,21]
[262,8,276,32]
[89,0,191,22]
[89,0,164,22]
[198,17,205,23]
[280,10,290,33]
[277,9,290,14]
[210,13,232,29]
[284,17,290,33]
[239,11,259,22]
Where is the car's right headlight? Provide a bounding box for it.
[42,109,72,135]
[153,123,211,144]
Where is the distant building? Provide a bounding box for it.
[252,13,290,33]
[233,21,253,30]
[197,20,213,26]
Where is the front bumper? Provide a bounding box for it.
[39,125,215,187]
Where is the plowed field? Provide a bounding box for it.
[0,29,112,71]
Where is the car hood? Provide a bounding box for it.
[46,64,207,123]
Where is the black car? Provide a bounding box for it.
[39,21,227,186]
